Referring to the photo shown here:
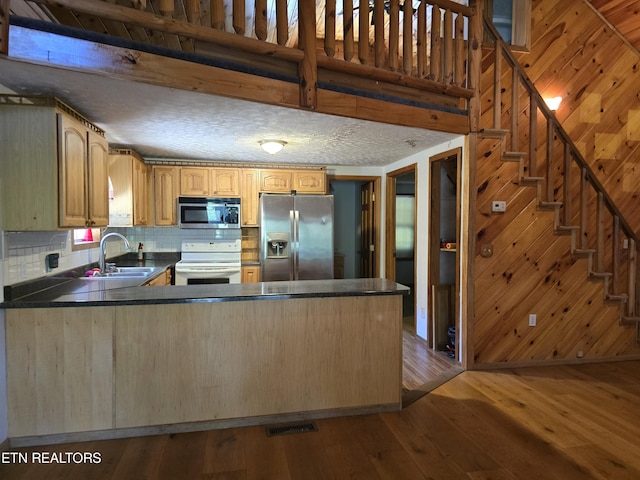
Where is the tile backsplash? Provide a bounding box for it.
[1,226,225,286]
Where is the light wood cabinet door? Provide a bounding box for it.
[133,158,148,225]
[108,150,148,227]
[6,307,115,437]
[180,167,210,196]
[87,130,109,227]
[211,168,240,196]
[293,170,326,193]
[59,113,89,228]
[241,168,259,226]
[145,269,171,286]
[241,266,261,283]
[259,169,292,193]
[153,166,179,226]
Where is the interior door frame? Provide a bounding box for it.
[428,148,462,355]
[327,174,382,278]
[385,164,417,282]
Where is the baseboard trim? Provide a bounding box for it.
[9,402,401,448]
[472,354,640,371]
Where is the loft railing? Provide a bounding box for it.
[481,17,640,330]
[2,0,480,110]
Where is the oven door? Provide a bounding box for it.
[174,264,242,285]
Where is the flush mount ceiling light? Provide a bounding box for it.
[259,140,287,155]
[544,96,562,111]
[259,140,287,154]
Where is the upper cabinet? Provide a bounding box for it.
[153,166,180,226]
[180,167,240,197]
[180,167,210,196]
[108,149,149,227]
[0,96,109,231]
[293,170,326,194]
[241,169,259,226]
[211,168,240,196]
[259,168,326,194]
[259,169,291,193]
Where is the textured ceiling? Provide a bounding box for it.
[0,58,460,167]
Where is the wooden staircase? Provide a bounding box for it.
[480,19,640,341]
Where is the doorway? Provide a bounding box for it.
[429,149,461,359]
[385,165,417,332]
[328,175,381,279]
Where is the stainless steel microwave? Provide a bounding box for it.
[178,197,241,229]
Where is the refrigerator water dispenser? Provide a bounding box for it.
[266,233,290,258]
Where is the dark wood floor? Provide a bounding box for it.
[2,360,639,479]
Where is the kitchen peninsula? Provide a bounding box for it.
[2,277,408,446]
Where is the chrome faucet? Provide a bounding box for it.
[99,232,131,274]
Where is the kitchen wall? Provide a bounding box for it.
[383,136,466,343]
[331,181,362,279]
[1,225,241,287]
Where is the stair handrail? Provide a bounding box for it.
[482,16,637,242]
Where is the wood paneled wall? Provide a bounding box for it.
[472,134,639,366]
[471,0,640,366]
[525,0,640,234]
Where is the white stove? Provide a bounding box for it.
[174,239,242,285]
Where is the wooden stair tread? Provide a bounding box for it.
[606,294,628,301]
[480,128,509,138]
[520,176,544,184]
[538,201,562,211]
[572,248,595,257]
[589,271,613,278]
[555,225,579,235]
[620,316,640,325]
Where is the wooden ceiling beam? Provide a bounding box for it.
[29,0,304,63]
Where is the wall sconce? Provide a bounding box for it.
[259,140,287,155]
[544,96,562,111]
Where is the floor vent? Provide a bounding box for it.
[266,421,318,437]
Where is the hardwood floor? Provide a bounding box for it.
[402,329,460,402]
[2,360,639,479]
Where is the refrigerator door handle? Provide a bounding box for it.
[294,209,300,280]
[289,209,296,280]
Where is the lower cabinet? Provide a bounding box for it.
[144,269,172,286]
[6,307,115,437]
[241,265,260,283]
[5,296,402,438]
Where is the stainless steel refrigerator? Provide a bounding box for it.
[259,193,334,281]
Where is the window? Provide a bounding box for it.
[72,228,101,251]
[395,195,415,259]
[486,0,531,50]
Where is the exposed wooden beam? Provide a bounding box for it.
[29,0,304,63]
[6,27,301,109]
[297,0,317,109]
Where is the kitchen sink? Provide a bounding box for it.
[111,266,155,274]
[82,266,157,279]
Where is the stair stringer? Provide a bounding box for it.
[478,128,633,325]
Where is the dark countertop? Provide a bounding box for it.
[2,277,409,308]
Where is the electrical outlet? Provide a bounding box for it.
[528,313,537,327]
[492,201,506,213]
